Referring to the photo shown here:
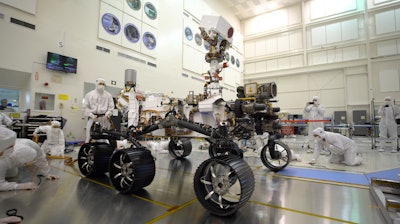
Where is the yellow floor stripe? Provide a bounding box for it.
[50,164,174,209]
[145,198,198,224]
[250,200,358,224]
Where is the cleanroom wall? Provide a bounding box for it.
[243,0,400,122]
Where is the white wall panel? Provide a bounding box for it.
[278,92,310,110]
[141,0,159,29]
[396,8,400,31]
[123,0,142,20]
[266,59,278,71]
[379,69,400,92]
[244,8,289,35]
[309,51,327,65]
[308,70,344,90]
[321,89,345,107]
[327,48,343,63]
[0,0,37,14]
[342,46,359,60]
[98,2,123,46]
[326,23,342,43]
[255,61,267,73]
[347,74,369,105]
[278,75,309,92]
[377,39,398,56]
[342,19,359,41]
[375,10,396,35]
[140,23,158,58]
[277,35,290,52]
[266,38,278,54]
[121,14,142,52]
[278,57,290,69]
[309,0,357,21]
[310,0,325,20]
[290,55,304,68]
[311,26,326,46]
[245,63,256,74]
[103,0,123,9]
[255,39,266,56]
[244,41,256,58]
[288,4,302,25]
[289,31,303,50]
[183,46,203,74]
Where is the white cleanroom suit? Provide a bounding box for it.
[304,96,325,151]
[82,78,115,143]
[0,127,59,191]
[33,120,65,156]
[0,112,12,127]
[309,127,362,166]
[377,96,399,152]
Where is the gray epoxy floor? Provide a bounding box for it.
[0,135,393,224]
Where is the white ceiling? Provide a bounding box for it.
[221,0,304,20]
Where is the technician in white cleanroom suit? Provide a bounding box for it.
[33,120,65,156]
[82,78,115,143]
[0,127,59,191]
[377,96,399,152]
[0,112,12,127]
[309,127,362,166]
[303,96,325,152]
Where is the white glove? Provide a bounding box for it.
[17,182,37,190]
[105,111,112,118]
[89,113,97,119]
[309,159,316,165]
[46,174,60,180]
[0,216,23,224]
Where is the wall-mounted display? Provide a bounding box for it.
[185,27,193,41]
[143,32,156,50]
[126,0,141,10]
[195,33,202,46]
[124,23,140,43]
[101,13,121,35]
[144,2,157,20]
[46,52,78,74]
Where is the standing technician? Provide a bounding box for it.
[377,96,399,153]
[304,96,325,153]
[82,78,114,143]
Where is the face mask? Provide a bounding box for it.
[97,85,105,93]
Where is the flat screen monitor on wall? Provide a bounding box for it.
[46,52,77,73]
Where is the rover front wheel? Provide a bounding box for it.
[109,148,155,194]
[77,143,114,177]
[260,140,291,172]
[193,155,255,216]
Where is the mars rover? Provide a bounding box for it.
[77,15,291,216]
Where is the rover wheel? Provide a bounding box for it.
[78,143,114,177]
[168,138,192,159]
[260,140,291,172]
[193,155,255,216]
[109,148,155,194]
[208,142,243,158]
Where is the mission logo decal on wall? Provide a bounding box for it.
[101,13,121,35]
